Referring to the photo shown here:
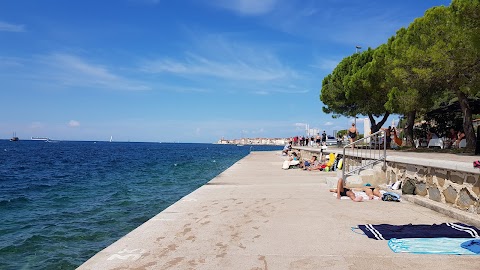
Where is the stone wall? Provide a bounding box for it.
[295,147,479,215]
[386,162,480,214]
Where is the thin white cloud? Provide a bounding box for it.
[141,51,296,82]
[38,53,150,91]
[68,120,80,127]
[0,21,25,32]
[325,121,334,126]
[350,118,365,123]
[255,1,429,48]
[139,34,310,95]
[211,0,278,15]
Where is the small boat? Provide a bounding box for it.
[109,136,113,143]
[10,132,19,141]
[31,137,50,141]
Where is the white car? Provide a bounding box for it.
[325,136,338,146]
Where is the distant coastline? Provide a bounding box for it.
[216,137,288,146]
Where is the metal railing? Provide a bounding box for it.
[342,129,387,180]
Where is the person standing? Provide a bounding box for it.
[348,123,358,148]
[321,131,327,144]
[384,126,392,149]
[315,133,321,147]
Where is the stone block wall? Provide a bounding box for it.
[386,162,480,214]
[295,147,479,215]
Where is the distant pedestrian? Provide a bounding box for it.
[316,133,321,147]
[321,131,327,143]
[348,123,358,148]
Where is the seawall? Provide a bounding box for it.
[78,150,480,270]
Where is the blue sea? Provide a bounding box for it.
[0,140,281,269]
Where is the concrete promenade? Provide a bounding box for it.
[79,151,480,270]
[295,145,479,174]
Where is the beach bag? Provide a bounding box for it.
[382,192,400,202]
[332,158,338,171]
[402,178,416,195]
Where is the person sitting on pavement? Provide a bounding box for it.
[282,141,292,155]
[426,128,438,144]
[300,155,319,170]
[446,128,456,148]
[330,178,363,202]
[282,152,300,169]
[454,130,465,148]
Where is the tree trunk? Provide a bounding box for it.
[456,90,475,150]
[405,111,416,148]
[368,112,390,133]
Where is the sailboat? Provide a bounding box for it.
[10,132,19,141]
[109,136,113,143]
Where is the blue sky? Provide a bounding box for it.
[0,0,451,142]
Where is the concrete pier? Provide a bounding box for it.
[79,151,480,270]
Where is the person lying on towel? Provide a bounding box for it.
[330,178,382,201]
[330,178,363,202]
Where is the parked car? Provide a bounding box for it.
[325,136,338,146]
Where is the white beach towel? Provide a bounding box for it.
[332,192,381,200]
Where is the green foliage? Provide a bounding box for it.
[320,48,391,132]
[320,0,480,149]
[337,129,348,138]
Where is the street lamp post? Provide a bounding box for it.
[353,45,361,131]
[355,45,362,53]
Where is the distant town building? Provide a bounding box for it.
[216,137,288,145]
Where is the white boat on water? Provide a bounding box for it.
[31,137,50,141]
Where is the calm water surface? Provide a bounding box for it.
[0,141,281,269]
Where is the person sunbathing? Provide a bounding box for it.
[300,155,319,170]
[363,186,382,200]
[305,156,331,171]
[330,178,363,202]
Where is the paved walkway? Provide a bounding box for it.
[296,145,479,162]
[79,151,480,270]
[295,146,480,173]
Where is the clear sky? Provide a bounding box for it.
[0,0,451,143]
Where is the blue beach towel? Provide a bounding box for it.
[461,239,480,254]
[358,223,480,240]
[388,238,478,255]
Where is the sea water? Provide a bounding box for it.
[0,141,281,269]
